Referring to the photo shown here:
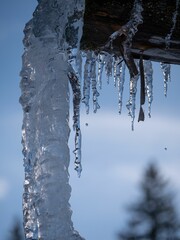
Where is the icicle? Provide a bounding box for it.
[113,56,123,87]
[82,51,100,114]
[144,60,153,117]
[66,1,85,177]
[90,53,100,113]
[68,72,82,177]
[160,0,179,98]
[126,73,139,131]
[137,54,145,122]
[104,53,113,83]
[165,0,180,49]
[118,62,126,114]
[82,51,92,114]
[160,63,171,97]
[97,52,106,89]
[113,58,126,114]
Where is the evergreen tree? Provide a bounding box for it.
[118,163,180,240]
[9,219,24,240]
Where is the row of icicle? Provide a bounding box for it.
[68,0,179,176]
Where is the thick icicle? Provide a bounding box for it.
[144,60,153,117]
[20,0,85,239]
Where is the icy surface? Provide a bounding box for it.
[20,0,85,239]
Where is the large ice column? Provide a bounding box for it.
[20,0,84,239]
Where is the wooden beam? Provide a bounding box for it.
[81,0,180,64]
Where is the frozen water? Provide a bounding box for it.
[20,0,85,239]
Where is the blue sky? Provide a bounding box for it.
[0,1,180,240]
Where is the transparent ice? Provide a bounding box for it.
[20,0,85,239]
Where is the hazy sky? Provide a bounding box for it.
[1,1,180,240]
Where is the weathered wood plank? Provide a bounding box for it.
[81,0,180,64]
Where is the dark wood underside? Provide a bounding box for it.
[81,0,180,64]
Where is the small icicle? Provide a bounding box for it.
[160,63,171,97]
[97,52,106,89]
[138,53,145,122]
[126,73,139,131]
[117,61,126,114]
[165,0,180,49]
[104,53,113,84]
[82,51,92,114]
[113,56,123,87]
[90,53,100,113]
[144,60,153,117]
[68,71,82,177]
[160,0,179,98]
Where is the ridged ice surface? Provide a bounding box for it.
[20,0,85,239]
